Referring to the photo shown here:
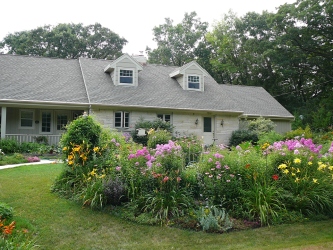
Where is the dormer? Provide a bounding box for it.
[104,54,143,87]
[169,61,209,92]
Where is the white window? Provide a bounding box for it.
[40,111,52,134]
[115,111,129,128]
[188,75,200,90]
[20,110,34,129]
[57,113,68,130]
[157,114,171,122]
[119,69,133,84]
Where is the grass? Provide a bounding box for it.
[0,164,333,249]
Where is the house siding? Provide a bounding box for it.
[273,120,292,134]
[91,108,240,145]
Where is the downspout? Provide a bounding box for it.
[78,57,91,114]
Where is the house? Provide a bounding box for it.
[0,53,294,145]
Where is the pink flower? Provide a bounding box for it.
[208,158,213,162]
[162,176,169,182]
[211,168,215,171]
[226,180,230,182]
[224,165,230,169]
[230,174,234,178]
[205,172,209,175]
[217,176,221,179]
[116,143,120,146]
[216,165,221,169]
[209,175,213,178]
[156,163,161,167]
[177,177,182,182]
[135,162,139,166]
[111,138,116,143]
[116,166,121,171]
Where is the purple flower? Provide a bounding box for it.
[116,143,120,146]
[116,166,121,171]
[156,163,161,167]
[208,158,213,162]
[111,138,116,143]
[294,149,300,155]
[135,162,140,166]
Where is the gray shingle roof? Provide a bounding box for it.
[0,54,89,104]
[0,54,293,118]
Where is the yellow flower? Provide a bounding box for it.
[308,162,312,165]
[278,164,288,169]
[93,147,99,152]
[297,168,300,173]
[318,162,323,165]
[283,169,289,174]
[83,156,87,161]
[294,158,301,164]
[292,173,296,176]
[329,166,333,171]
[63,147,68,151]
[68,155,74,160]
[295,177,300,183]
[100,174,106,179]
[68,161,74,165]
[313,178,318,184]
[73,147,80,152]
[80,154,85,158]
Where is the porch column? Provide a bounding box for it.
[1,106,6,139]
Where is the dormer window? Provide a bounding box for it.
[120,69,133,84]
[188,75,200,89]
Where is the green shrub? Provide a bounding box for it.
[147,129,171,149]
[258,131,284,145]
[60,115,102,152]
[34,135,49,145]
[0,203,14,219]
[19,142,41,154]
[229,129,259,147]
[247,117,276,137]
[174,136,203,165]
[0,139,20,154]
[284,125,313,140]
[195,206,233,232]
[131,118,173,146]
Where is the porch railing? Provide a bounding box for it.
[5,134,62,146]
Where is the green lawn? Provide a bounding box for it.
[1,163,333,250]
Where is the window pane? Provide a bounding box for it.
[57,114,68,130]
[120,76,133,83]
[157,114,163,120]
[188,82,200,89]
[124,112,129,127]
[120,70,133,76]
[165,115,171,122]
[42,112,51,132]
[115,112,122,127]
[21,111,33,127]
[204,117,212,132]
[21,119,33,127]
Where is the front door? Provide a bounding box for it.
[203,116,215,145]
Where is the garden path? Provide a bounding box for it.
[0,160,60,170]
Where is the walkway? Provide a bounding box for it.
[0,159,60,170]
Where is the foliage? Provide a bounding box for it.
[131,118,173,146]
[33,135,48,145]
[229,129,259,147]
[0,139,20,154]
[147,129,172,149]
[60,115,103,156]
[247,117,276,137]
[173,136,203,165]
[146,12,208,67]
[0,203,13,220]
[0,153,29,166]
[195,206,233,232]
[103,176,127,206]
[0,23,127,59]
[284,125,313,140]
[258,131,284,146]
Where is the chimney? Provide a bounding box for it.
[132,52,147,66]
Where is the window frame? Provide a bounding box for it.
[19,109,35,129]
[187,74,201,91]
[157,114,171,123]
[118,68,134,86]
[56,111,69,131]
[114,111,130,128]
[39,110,53,134]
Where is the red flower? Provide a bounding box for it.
[245,164,250,168]
[162,176,169,182]
[272,175,279,180]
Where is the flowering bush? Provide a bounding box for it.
[26,156,40,162]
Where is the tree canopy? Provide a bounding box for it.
[146,12,208,67]
[0,23,127,59]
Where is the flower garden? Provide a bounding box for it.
[47,116,333,233]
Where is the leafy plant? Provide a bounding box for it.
[147,129,172,149]
[195,206,233,232]
[103,176,127,206]
[0,139,20,154]
[0,203,13,220]
[229,129,259,147]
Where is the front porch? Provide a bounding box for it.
[1,105,87,145]
[5,134,62,146]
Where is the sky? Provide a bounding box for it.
[0,0,296,56]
